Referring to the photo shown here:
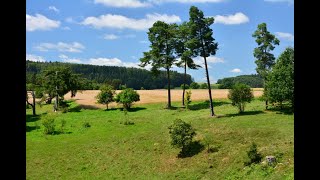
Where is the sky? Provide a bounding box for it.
[26,0,294,83]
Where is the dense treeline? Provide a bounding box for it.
[217,74,263,89]
[26,60,193,90]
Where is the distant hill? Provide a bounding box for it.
[26,60,193,90]
[217,74,263,89]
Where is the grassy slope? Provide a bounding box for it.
[26,99,293,180]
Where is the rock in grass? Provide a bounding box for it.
[266,155,276,165]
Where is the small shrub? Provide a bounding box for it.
[180,84,190,89]
[95,84,116,110]
[244,143,262,166]
[61,107,68,113]
[184,90,192,109]
[200,83,208,89]
[168,119,196,155]
[114,88,140,110]
[60,119,66,133]
[203,133,214,153]
[190,82,200,89]
[82,122,91,128]
[228,83,254,113]
[42,116,55,135]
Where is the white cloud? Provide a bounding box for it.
[65,17,76,23]
[88,57,141,68]
[26,54,46,62]
[48,6,59,13]
[62,26,71,30]
[59,54,68,59]
[94,0,151,8]
[264,0,293,4]
[214,12,249,25]
[275,32,294,41]
[59,54,82,63]
[81,13,181,30]
[230,68,241,73]
[35,42,85,53]
[26,14,60,31]
[139,40,149,44]
[151,0,225,3]
[104,34,119,40]
[193,56,224,68]
[124,34,136,38]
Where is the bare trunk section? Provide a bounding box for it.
[203,56,215,116]
[167,67,172,109]
[26,91,36,116]
[182,62,187,106]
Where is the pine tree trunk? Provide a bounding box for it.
[182,62,187,106]
[203,56,215,116]
[32,91,36,116]
[167,67,171,109]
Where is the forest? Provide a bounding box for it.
[26,60,193,90]
[217,74,264,89]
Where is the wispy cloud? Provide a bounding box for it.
[81,13,181,30]
[62,26,71,30]
[275,32,294,41]
[94,0,151,8]
[88,57,141,68]
[26,54,46,62]
[214,12,249,25]
[151,0,226,4]
[104,34,119,40]
[35,42,85,53]
[26,14,60,31]
[59,54,82,63]
[194,56,224,68]
[48,6,60,13]
[264,0,293,4]
[139,40,149,44]
[230,68,241,73]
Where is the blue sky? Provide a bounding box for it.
[26,0,294,83]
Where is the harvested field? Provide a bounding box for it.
[63,89,263,109]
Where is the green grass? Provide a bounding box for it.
[26,99,293,179]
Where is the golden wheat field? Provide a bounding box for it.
[62,89,263,109]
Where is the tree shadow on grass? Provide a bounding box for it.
[127,107,147,112]
[189,100,231,111]
[267,106,293,115]
[218,110,265,118]
[26,114,41,122]
[177,140,205,158]
[26,125,38,132]
[68,103,100,112]
[52,131,72,135]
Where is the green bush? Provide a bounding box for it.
[42,116,55,135]
[114,88,140,110]
[60,119,66,133]
[228,83,254,113]
[180,84,190,89]
[184,90,192,109]
[190,82,200,89]
[168,119,196,154]
[244,143,262,166]
[96,84,116,110]
[200,83,208,89]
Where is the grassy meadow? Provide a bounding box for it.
[26,98,293,179]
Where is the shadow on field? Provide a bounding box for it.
[69,104,100,111]
[26,114,41,122]
[178,140,205,158]
[127,107,147,112]
[268,106,293,115]
[52,131,72,135]
[26,125,38,132]
[219,110,265,118]
[189,100,230,111]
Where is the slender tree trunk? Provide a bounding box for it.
[203,56,215,116]
[26,91,36,116]
[166,67,172,109]
[182,62,187,106]
[32,91,36,116]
